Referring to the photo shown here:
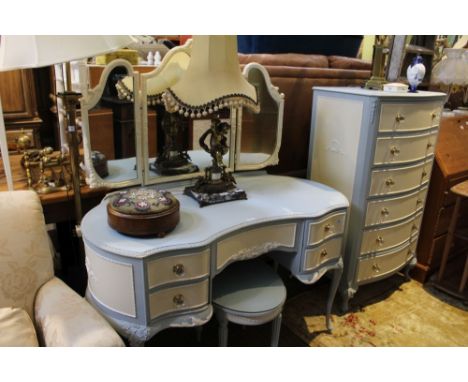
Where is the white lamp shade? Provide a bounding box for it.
[0,35,136,71]
[432,48,468,86]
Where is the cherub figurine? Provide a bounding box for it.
[199,117,230,170]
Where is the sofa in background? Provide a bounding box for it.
[239,53,371,177]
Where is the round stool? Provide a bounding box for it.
[436,180,468,300]
[212,260,287,347]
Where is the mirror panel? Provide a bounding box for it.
[80,59,142,188]
[235,63,284,171]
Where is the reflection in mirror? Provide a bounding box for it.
[80,59,142,188]
[236,63,284,171]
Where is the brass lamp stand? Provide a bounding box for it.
[365,41,389,90]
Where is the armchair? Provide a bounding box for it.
[0,190,124,346]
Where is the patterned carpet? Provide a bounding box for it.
[282,274,468,346]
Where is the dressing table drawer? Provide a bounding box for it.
[306,211,346,246]
[379,102,441,132]
[373,130,438,165]
[149,279,209,320]
[368,160,431,197]
[216,222,297,270]
[364,186,428,227]
[357,241,416,284]
[303,237,342,271]
[360,213,422,255]
[147,249,210,288]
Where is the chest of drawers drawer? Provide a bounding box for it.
[303,237,342,271]
[365,186,428,227]
[306,211,346,246]
[373,130,437,166]
[360,212,422,255]
[379,102,441,132]
[357,240,417,284]
[147,249,210,289]
[368,160,432,197]
[149,279,209,320]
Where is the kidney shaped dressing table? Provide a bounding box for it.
[81,173,348,345]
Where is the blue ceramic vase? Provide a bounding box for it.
[406,55,426,93]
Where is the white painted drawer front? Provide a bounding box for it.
[365,186,428,227]
[368,160,432,197]
[357,241,417,284]
[373,131,437,165]
[379,102,441,132]
[307,211,346,246]
[304,237,342,271]
[147,249,210,289]
[149,279,209,320]
[360,213,422,255]
[85,243,136,317]
[216,223,297,270]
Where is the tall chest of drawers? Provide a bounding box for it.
[307,87,445,310]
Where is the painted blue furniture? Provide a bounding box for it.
[212,259,286,346]
[81,173,349,345]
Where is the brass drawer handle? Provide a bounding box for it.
[320,249,328,258]
[412,224,418,231]
[395,113,405,122]
[390,146,400,155]
[385,178,395,186]
[427,142,433,149]
[421,170,428,179]
[173,263,185,277]
[381,207,390,216]
[416,198,423,206]
[431,112,438,119]
[173,294,185,308]
[376,236,384,245]
[324,223,335,233]
[372,264,381,273]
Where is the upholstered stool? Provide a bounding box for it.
[212,260,287,347]
[436,180,468,300]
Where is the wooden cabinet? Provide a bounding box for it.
[414,112,468,282]
[307,87,445,310]
[0,69,42,151]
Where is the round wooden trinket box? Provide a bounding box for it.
[107,187,180,237]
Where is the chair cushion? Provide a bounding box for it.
[0,307,38,346]
[213,260,286,314]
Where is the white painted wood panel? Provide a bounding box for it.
[310,95,364,201]
[357,241,417,283]
[365,186,428,227]
[149,279,209,320]
[307,211,346,246]
[216,223,297,270]
[85,243,136,317]
[379,101,441,132]
[373,131,438,165]
[304,237,342,271]
[369,160,431,197]
[147,249,210,289]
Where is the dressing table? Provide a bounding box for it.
[78,36,349,345]
[82,173,348,345]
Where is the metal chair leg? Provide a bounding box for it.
[218,318,228,347]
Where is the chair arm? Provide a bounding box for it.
[34,277,125,346]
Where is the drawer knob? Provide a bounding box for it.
[416,198,423,206]
[385,178,395,186]
[173,263,185,277]
[324,223,335,233]
[376,236,385,245]
[427,142,433,149]
[381,207,390,216]
[431,112,438,119]
[412,224,418,231]
[390,146,400,155]
[372,264,381,273]
[173,294,185,308]
[320,249,328,258]
[421,170,428,179]
[395,113,405,122]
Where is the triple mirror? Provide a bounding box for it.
[79,43,284,189]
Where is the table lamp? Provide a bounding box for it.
[431,48,468,109]
[162,35,260,206]
[0,35,135,224]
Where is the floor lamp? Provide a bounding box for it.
[0,35,135,224]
